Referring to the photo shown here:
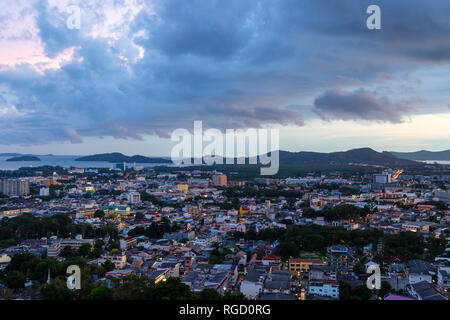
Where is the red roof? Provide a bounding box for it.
[289,258,324,264]
[263,253,281,260]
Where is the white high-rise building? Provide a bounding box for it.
[126,192,141,203]
[40,187,50,196]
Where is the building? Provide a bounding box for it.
[263,270,291,295]
[47,238,94,257]
[383,293,415,300]
[434,191,450,202]
[385,274,409,291]
[309,265,332,281]
[261,254,281,269]
[240,270,264,299]
[47,242,61,258]
[115,162,127,171]
[212,174,227,186]
[120,236,137,250]
[125,192,141,204]
[402,221,432,233]
[0,254,11,271]
[99,205,131,216]
[60,238,94,251]
[373,173,391,184]
[105,269,135,287]
[308,279,339,299]
[0,179,30,196]
[407,281,448,300]
[101,251,127,269]
[40,187,50,196]
[43,178,57,186]
[437,267,450,291]
[406,260,434,284]
[149,269,170,284]
[177,184,189,191]
[289,258,325,276]
[328,246,350,274]
[1,209,22,217]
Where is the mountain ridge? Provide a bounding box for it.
[388,150,450,161]
[278,148,419,166]
[179,148,423,167]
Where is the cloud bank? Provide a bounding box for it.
[0,0,449,146]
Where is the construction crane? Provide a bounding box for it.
[391,169,404,181]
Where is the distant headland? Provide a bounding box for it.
[75,152,172,164]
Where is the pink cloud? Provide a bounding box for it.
[0,41,81,73]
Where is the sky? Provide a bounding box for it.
[0,0,449,156]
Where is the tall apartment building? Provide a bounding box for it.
[125,192,141,204]
[212,174,227,186]
[0,179,30,196]
[328,245,350,274]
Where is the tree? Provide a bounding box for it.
[135,212,145,221]
[199,288,221,300]
[5,270,26,290]
[223,292,247,300]
[231,198,241,209]
[88,286,112,300]
[378,281,392,298]
[339,280,352,300]
[256,250,265,260]
[78,243,92,257]
[151,278,196,300]
[40,278,76,300]
[353,262,364,275]
[95,239,105,249]
[102,260,115,272]
[5,252,41,274]
[209,248,225,264]
[275,241,300,260]
[111,275,153,300]
[349,285,373,300]
[60,246,76,258]
[94,210,105,219]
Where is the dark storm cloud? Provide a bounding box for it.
[314,89,413,123]
[144,0,254,60]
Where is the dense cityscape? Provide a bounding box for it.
[1,1,450,315]
[0,160,449,301]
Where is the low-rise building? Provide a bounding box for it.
[289,257,325,276]
[407,281,448,300]
[240,270,264,299]
[437,267,450,291]
[308,279,339,299]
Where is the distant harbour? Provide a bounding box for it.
[0,155,172,170]
[421,160,450,165]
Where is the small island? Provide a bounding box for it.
[75,152,172,164]
[6,155,41,162]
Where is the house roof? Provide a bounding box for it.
[383,293,415,301]
[410,281,447,300]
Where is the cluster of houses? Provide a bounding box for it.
[0,167,449,300]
